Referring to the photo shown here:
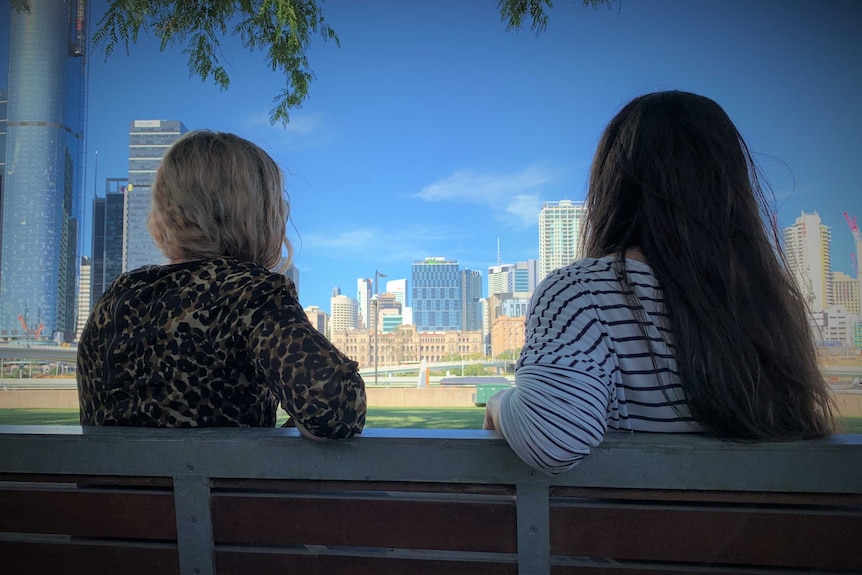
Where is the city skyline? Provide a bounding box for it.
[1,0,860,314]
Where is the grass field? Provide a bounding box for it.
[0,407,859,433]
[0,407,487,429]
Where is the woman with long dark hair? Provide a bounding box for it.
[484,91,834,473]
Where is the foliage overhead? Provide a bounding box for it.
[497,0,614,36]
[91,0,339,125]
[15,0,613,125]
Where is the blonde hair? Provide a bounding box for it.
[147,130,292,271]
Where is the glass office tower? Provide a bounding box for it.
[460,269,482,332]
[412,257,461,332]
[0,1,88,339]
[92,178,127,300]
[123,120,187,271]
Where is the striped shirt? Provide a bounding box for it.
[497,256,700,474]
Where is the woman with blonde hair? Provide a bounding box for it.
[78,131,365,439]
[484,91,833,473]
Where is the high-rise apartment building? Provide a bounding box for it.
[357,278,372,329]
[303,305,330,339]
[124,120,187,271]
[460,269,483,332]
[833,271,861,316]
[538,200,586,281]
[784,211,832,312]
[412,257,461,332]
[75,256,91,342]
[0,2,88,339]
[92,178,127,301]
[330,293,359,333]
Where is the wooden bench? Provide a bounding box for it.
[0,426,860,574]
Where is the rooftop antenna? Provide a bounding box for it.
[496,238,501,266]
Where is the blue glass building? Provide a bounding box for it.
[0,1,88,339]
[92,178,127,301]
[412,257,461,332]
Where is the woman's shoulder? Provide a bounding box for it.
[542,257,657,289]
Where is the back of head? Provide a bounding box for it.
[584,90,833,440]
[148,130,290,270]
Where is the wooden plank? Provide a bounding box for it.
[212,478,515,496]
[0,541,180,575]
[212,494,517,553]
[215,550,517,575]
[549,503,862,571]
[0,473,173,487]
[551,487,862,506]
[0,487,177,540]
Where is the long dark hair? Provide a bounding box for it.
[583,90,833,440]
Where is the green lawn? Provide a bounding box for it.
[0,408,859,434]
[0,407,486,429]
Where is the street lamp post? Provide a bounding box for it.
[373,270,386,385]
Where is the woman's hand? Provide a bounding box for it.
[483,389,508,432]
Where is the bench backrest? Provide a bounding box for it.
[1,426,860,575]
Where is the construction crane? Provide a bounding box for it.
[845,212,862,244]
[17,315,44,340]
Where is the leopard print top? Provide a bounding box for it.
[77,258,365,437]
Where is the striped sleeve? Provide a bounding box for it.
[496,270,612,474]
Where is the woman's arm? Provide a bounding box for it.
[246,277,366,439]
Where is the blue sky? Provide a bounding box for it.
[2,0,860,311]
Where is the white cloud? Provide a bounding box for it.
[416,165,553,227]
[301,225,466,262]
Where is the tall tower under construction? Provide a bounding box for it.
[0,0,88,340]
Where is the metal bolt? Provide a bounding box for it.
[186,463,195,471]
[528,469,537,478]
[190,515,197,523]
[529,525,538,535]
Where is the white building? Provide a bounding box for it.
[811,305,858,348]
[386,278,408,308]
[539,200,586,281]
[75,257,92,342]
[784,211,832,312]
[356,278,372,329]
[330,294,359,333]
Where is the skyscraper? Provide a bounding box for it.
[0,1,88,339]
[513,259,539,293]
[460,269,483,332]
[330,293,359,333]
[124,120,187,271]
[357,278,372,329]
[538,200,586,281]
[303,305,330,338]
[386,278,408,307]
[92,178,127,300]
[487,263,514,296]
[412,257,461,332]
[784,211,832,312]
[0,89,7,277]
[75,256,91,342]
